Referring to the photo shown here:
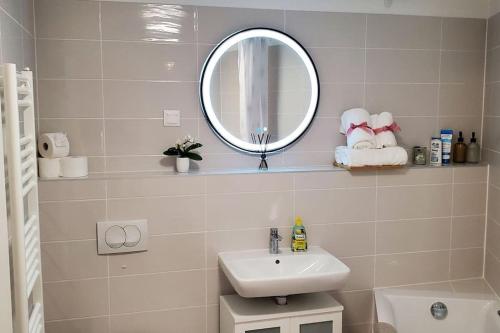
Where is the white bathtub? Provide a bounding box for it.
[375,288,500,333]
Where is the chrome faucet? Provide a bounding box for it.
[269,228,283,254]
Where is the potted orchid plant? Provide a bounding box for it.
[163,135,203,173]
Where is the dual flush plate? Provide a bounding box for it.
[97,220,148,254]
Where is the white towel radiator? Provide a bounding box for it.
[2,63,44,333]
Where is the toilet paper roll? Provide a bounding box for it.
[60,156,88,178]
[38,158,61,178]
[38,133,70,158]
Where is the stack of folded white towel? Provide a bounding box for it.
[336,108,408,167]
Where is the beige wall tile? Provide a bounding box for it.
[206,267,235,304]
[485,253,500,295]
[207,191,293,230]
[486,48,500,83]
[367,14,441,49]
[488,185,500,222]
[282,151,334,167]
[39,200,105,241]
[366,49,440,83]
[376,218,451,254]
[44,279,109,320]
[103,81,198,118]
[309,48,365,83]
[35,0,100,39]
[39,118,104,156]
[109,270,205,314]
[295,188,376,223]
[317,84,364,117]
[331,290,374,325]
[1,12,24,67]
[485,82,500,116]
[451,278,495,295]
[107,196,205,235]
[197,6,284,44]
[365,83,439,117]
[109,307,206,333]
[207,305,219,333]
[483,117,500,151]
[488,12,500,50]
[451,215,485,249]
[439,83,483,116]
[207,173,293,194]
[377,167,452,186]
[440,50,484,84]
[101,2,195,42]
[105,118,198,155]
[442,18,486,51]
[41,241,107,281]
[37,39,101,79]
[375,250,449,287]
[109,233,205,275]
[285,12,365,47]
[485,151,500,187]
[450,248,484,279]
[102,42,196,81]
[38,80,103,118]
[393,116,437,149]
[453,165,487,183]
[38,179,106,201]
[105,155,173,173]
[487,219,500,259]
[377,185,452,220]
[45,317,109,333]
[285,117,344,152]
[308,223,375,257]
[340,256,375,291]
[294,171,376,190]
[107,176,205,198]
[453,183,486,216]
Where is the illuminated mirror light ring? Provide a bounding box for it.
[200,28,320,154]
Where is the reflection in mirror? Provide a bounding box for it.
[201,29,319,153]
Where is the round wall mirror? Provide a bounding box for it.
[200,28,320,153]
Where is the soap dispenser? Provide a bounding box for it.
[453,131,467,163]
[466,132,480,163]
[291,217,307,252]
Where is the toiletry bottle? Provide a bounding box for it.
[453,131,467,163]
[430,137,442,166]
[466,132,480,163]
[440,129,453,165]
[291,216,307,252]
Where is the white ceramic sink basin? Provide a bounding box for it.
[218,247,350,298]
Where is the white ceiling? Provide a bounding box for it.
[90,0,492,18]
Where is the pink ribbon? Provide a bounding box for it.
[346,122,373,135]
[373,122,401,135]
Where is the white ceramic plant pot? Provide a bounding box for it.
[176,157,190,173]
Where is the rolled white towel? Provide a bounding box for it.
[335,146,408,167]
[340,108,376,149]
[373,112,400,148]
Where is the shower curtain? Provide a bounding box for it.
[238,37,269,141]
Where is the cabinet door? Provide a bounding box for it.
[235,319,290,333]
[290,313,342,333]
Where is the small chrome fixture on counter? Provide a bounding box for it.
[269,228,282,254]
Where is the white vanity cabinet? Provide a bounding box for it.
[220,293,343,333]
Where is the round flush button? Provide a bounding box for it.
[105,225,126,248]
[123,225,141,247]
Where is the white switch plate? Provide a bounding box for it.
[97,220,148,255]
[163,109,180,127]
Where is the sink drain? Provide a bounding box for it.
[430,302,448,320]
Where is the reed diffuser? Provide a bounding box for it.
[251,129,271,170]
